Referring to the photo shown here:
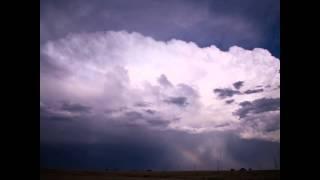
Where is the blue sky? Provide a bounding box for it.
[40,0,279,57]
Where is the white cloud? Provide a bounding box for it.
[40,30,280,142]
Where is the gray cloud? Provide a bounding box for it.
[134,102,150,107]
[158,74,173,87]
[215,123,231,128]
[104,107,127,114]
[40,102,91,122]
[40,105,55,120]
[145,118,170,128]
[164,96,189,107]
[238,110,280,141]
[41,114,74,122]
[177,84,199,98]
[145,109,156,114]
[40,53,70,79]
[243,88,264,94]
[239,101,252,107]
[233,81,244,90]
[234,98,280,118]
[41,124,280,171]
[225,99,235,104]
[124,111,144,120]
[107,108,170,129]
[40,97,280,170]
[213,88,241,99]
[61,102,91,113]
[265,123,280,132]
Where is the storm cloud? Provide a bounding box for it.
[41,124,279,171]
[225,99,235,104]
[233,81,244,90]
[40,0,279,171]
[244,88,264,94]
[41,30,280,140]
[164,96,189,107]
[61,102,91,113]
[234,98,280,119]
[213,88,241,99]
[158,74,173,88]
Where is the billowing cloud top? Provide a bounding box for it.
[41,31,280,143]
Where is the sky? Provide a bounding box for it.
[40,0,280,171]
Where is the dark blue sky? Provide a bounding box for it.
[40,0,279,58]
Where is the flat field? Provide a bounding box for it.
[41,169,280,180]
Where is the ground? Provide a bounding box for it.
[41,169,280,180]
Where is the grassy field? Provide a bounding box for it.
[41,169,280,180]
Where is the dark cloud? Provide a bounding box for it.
[164,96,189,107]
[134,102,150,107]
[145,118,170,127]
[243,88,264,94]
[264,122,280,132]
[40,53,70,79]
[145,109,156,114]
[41,128,280,171]
[237,110,280,141]
[118,110,169,129]
[40,101,280,170]
[40,104,75,122]
[213,88,241,98]
[234,98,280,118]
[104,108,122,114]
[158,74,173,87]
[215,123,230,128]
[41,114,72,122]
[225,99,235,104]
[40,106,53,120]
[233,81,244,90]
[225,137,279,169]
[239,101,251,107]
[61,102,91,113]
[124,111,144,120]
[177,84,199,98]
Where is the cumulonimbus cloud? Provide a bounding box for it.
[40,30,280,142]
